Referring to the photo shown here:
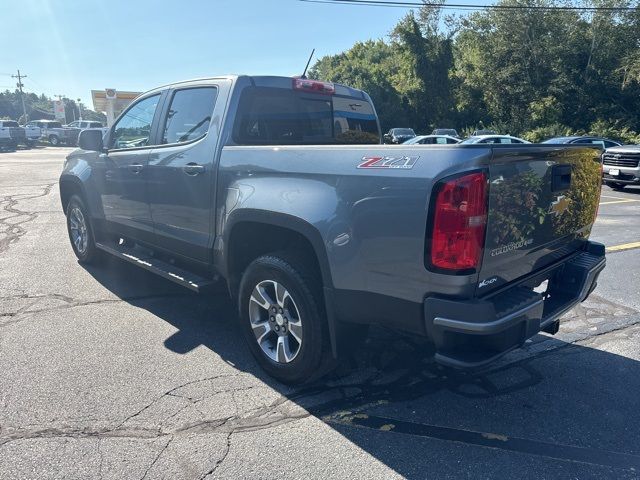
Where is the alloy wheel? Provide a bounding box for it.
[69,206,88,255]
[248,280,303,363]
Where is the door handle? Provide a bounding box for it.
[129,163,144,174]
[183,163,205,176]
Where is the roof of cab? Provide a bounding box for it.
[143,75,369,100]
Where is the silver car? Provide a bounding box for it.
[461,135,530,144]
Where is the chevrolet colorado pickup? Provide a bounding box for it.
[59,75,606,383]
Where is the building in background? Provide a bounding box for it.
[91,89,141,127]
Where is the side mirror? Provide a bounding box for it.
[78,128,104,151]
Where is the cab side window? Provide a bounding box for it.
[162,87,217,144]
[111,94,160,149]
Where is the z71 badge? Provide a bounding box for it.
[358,156,419,169]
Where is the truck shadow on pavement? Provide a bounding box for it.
[81,257,640,478]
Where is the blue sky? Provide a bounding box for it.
[1,0,416,106]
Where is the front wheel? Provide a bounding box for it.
[66,195,101,264]
[49,135,60,146]
[238,254,331,384]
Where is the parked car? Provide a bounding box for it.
[601,145,640,190]
[472,129,497,136]
[383,128,416,144]
[0,120,26,150]
[431,128,459,137]
[66,120,104,130]
[403,135,461,145]
[25,120,80,146]
[60,75,605,384]
[541,136,622,148]
[461,135,530,144]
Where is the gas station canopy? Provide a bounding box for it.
[91,89,141,127]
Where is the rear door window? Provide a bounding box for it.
[161,87,218,144]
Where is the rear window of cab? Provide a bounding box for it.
[232,86,380,145]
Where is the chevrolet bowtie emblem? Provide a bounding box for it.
[548,195,570,216]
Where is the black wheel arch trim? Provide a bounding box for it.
[59,174,89,212]
[218,208,333,290]
[218,208,341,358]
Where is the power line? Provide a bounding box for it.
[299,0,639,11]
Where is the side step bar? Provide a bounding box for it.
[95,242,214,293]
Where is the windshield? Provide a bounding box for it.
[392,128,415,135]
[433,129,457,136]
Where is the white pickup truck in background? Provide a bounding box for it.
[0,120,26,150]
[23,124,41,146]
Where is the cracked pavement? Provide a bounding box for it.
[1,147,640,479]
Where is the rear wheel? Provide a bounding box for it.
[66,195,101,264]
[238,253,331,384]
[49,135,60,146]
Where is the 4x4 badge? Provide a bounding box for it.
[548,195,570,216]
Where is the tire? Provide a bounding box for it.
[606,182,625,190]
[65,195,101,264]
[49,135,60,146]
[238,253,331,384]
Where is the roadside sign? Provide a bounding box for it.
[53,100,65,120]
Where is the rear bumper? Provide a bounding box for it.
[424,241,606,369]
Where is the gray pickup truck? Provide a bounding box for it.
[26,120,79,146]
[59,75,606,383]
[602,145,640,190]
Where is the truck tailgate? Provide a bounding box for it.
[478,146,602,294]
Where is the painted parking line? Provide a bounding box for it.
[606,241,640,253]
[599,199,640,205]
[328,413,640,471]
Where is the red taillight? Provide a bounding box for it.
[292,78,335,95]
[429,172,488,272]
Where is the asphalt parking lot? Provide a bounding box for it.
[1,147,640,479]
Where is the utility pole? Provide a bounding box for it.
[11,69,28,124]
